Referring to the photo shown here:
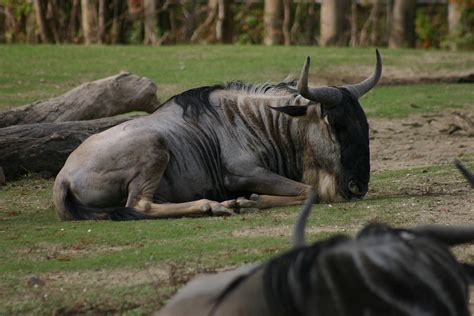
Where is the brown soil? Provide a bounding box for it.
[370,109,473,171]
[232,224,361,239]
[310,64,474,86]
[18,242,132,261]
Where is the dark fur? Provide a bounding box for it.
[173,85,222,120]
[55,77,371,221]
[171,81,369,201]
[63,189,154,221]
[173,80,297,120]
[261,224,470,316]
[324,88,370,199]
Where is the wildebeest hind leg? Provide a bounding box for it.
[130,198,235,218]
[124,149,235,218]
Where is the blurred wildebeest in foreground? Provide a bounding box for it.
[53,50,382,220]
[158,188,474,316]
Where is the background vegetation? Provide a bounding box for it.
[0,0,473,50]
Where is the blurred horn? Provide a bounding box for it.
[412,224,474,246]
[292,190,317,248]
[455,159,474,188]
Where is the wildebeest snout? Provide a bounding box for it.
[347,178,367,198]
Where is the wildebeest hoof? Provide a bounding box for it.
[210,205,235,216]
[201,203,211,212]
[236,197,258,208]
[250,194,259,201]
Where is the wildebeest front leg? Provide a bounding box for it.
[225,168,314,209]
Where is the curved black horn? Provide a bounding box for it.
[411,224,474,246]
[292,189,317,248]
[297,56,342,106]
[343,48,382,99]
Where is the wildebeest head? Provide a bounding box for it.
[273,50,382,200]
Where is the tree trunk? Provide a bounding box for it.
[305,2,317,45]
[181,0,195,41]
[33,0,53,43]
[370,0,382,45]
[350,0,358,47]
[47,0,61,43]
[264,0,282,45]
[359,0,382,47]
[290,1,302,44]
[98,0,107,43]
[190,0,218,43]
[68,0,80,42]
[320,0,350,46]
[385,0,393,44]
[111,0,120,44]
[282,0,291,45]
[0,72,159,128]
[4,5,17,43]
[168,3,177,44]
[144,0,157,44]
[448,0,462,35]
[216,0,233,43]
[0,115,142,180]
[388,0,416,48]
[448,0,462,50]
[81,0,99,44]
[0,6,5,43]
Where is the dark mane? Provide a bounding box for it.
[262,224,470,316]
[173,84,223,120]
[222,80,298,95]
[172,80,298,120]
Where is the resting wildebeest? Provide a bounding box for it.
[53,50,382,220]
[158,191,474,316]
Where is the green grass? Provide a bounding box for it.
[1,161,472,274]
[363,83,474,118]
[1,45,473,117]
[0,45,473,314]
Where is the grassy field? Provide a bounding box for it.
[0,45,473,315]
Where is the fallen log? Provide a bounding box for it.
[0,72,159,128]
[0,115,142,180]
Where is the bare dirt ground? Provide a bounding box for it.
[370,109,473,171]
[311,66,474,86]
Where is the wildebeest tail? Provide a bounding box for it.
[53,180,153,221]
[412,225,474,246]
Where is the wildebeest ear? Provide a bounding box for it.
[270,105,307,117]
